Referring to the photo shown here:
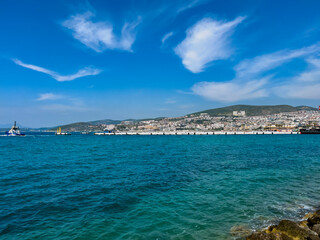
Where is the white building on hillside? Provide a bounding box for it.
[233,111,246,117]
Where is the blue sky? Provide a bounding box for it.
[1,0,320,127]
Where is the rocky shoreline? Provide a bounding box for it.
[245,210,320,239]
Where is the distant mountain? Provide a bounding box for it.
[137,117,166,122]
[88,119,121,125]
[51,119,122,132]
[50,122,90,132]
[190,105,318,117]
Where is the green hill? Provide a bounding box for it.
[89,119,121,125]
[51,105,318,131]
[190,105,317,117]
[51,122,93,132]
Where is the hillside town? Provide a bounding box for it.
[99,110,320,133]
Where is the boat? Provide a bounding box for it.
[55,127,71,135]
[6,121,25,136]
[300,128,320,134]
[81,131,89,135]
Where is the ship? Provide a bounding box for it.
[55,127,71,135]
[6,121,25,136]
[300,128,320,134]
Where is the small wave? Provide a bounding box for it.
[247,201,318,236]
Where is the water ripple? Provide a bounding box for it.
[0,134,320,239]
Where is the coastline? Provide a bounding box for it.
[244,209,320,240]
[93,131,300,135]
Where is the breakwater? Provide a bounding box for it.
[94,131,298,135]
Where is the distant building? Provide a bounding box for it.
[104,124,115,131]
[233,111,246,117]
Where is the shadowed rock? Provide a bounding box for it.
[308,210,320,227]
[312,224,320,235]
[246,217,320,240]
[273,220,317,239]
[230,225,252,238]
[247,231,291,240]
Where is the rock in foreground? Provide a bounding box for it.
[247,210,320,240]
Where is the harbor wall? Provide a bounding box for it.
[94,131,299,135]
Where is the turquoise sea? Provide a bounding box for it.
[1,134,320,239]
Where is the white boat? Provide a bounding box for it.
[6,121,25,136]
[55,127,71,135]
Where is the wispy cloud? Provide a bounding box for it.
[275,57,320,99]
[62,11,141,52]
[234,43,320,79]
[191,43,320,102]
[192,77,269,102]
[162,32,174,44]
[176,0,208,13]
[36,93,64,101]
[275,83,320,99]
[13,59,101,82]
[295,58,320,82]
[38,95,90,112]
[175,16,245,73]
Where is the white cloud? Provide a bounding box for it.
[39,96,89,112]
[275,57,320,99]
[275,83,320,99]
[13,59,101,82]
[175,16,245,73]
[62,11,140,52]
[37,93,64,101]
[162,32,174,44]
[176,0,208,13]
[191,43,320,102]
[235,43,320,79]
[192,77,269,102]
[295,58,320,82]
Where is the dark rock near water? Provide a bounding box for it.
[230,225,252,238]
[275,220,314,239]
[247,231,291,240]
[312,224,320,235]
[246,210,320,240]
[308,210,320,227]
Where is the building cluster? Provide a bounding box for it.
[100,110,320,133]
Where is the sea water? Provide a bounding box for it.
[1,134,320,239]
